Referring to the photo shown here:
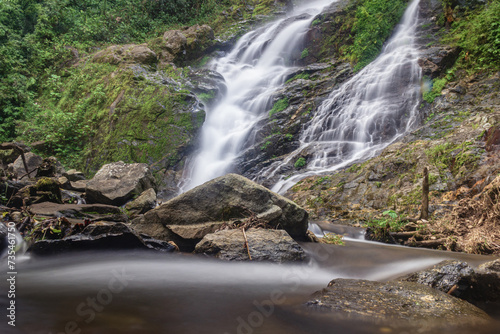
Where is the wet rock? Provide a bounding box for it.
[418,46,461,79]
[93,44,157,65]
[86,161,156,206]
[29,202,128,223]
[401,260,475,297]
[27,222,161,256]
[125,188,157,218]
[305,279,490,329]
[194,228,306,262]
[9,152,43,178]
[132,174,309,250]
[477,259,500,273]
[186,69,227,107]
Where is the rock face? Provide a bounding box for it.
[85,162,156,206]
[28,222,175,256]
[161,25,215,65]
[305,278,490,329]
[132,173,309,250]
[194,228,306,262]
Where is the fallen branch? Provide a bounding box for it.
[242,228,252,261]
[407,238,447,248]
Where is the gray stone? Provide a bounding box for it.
[9,152,43,178]
[401,260,475,297]
[85,161,156,206]
[132,174,308,250]
[125,188,157,218]
[305,279,490,329]
[194,228,306,262]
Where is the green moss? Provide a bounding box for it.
[269,98,289,117]
[294,157,307,169]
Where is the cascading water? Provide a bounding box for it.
[267,0,423,193]
[180,0,338,191]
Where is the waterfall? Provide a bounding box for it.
[268,0,422,193]
[180,0,338,191]
[181,0,422,193]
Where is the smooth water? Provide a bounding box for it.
[268,0,423,193]
[1,244,497,334]
[180,0,338,191]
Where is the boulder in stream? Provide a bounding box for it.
[131,173,309,250]
[194,228,306,262]
[305,278,491,331]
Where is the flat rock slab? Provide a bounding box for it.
[194,228,306,262]
[305,279,490,328]
[28,222,175,255]
[29,202,128,222]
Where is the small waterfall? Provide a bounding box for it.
[180,1,337,191]
[267,0,422,193]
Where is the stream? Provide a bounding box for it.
[1,239,498,334]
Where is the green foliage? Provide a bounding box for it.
[285,72,310,84]
[444,0,500,72]
[348,0,407,71]
[269,98,289,117]
[0,0,236,144]
[294,157,306,169]
[423,77,448,103]
[284,133,293,141]
[322,232,345,245]
[367,210,407,231]
[300,48,309,59]
[261,140,271,151]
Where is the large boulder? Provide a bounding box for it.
[131,173,308,250]
[305,279,490,330]
[85,161,156,206]
[93,44,157,65]
[194,228,306,262]
[161,24,215,65]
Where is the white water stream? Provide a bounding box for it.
[181,0,338,191]
[181,0,422,194]
[268,0,422,193]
